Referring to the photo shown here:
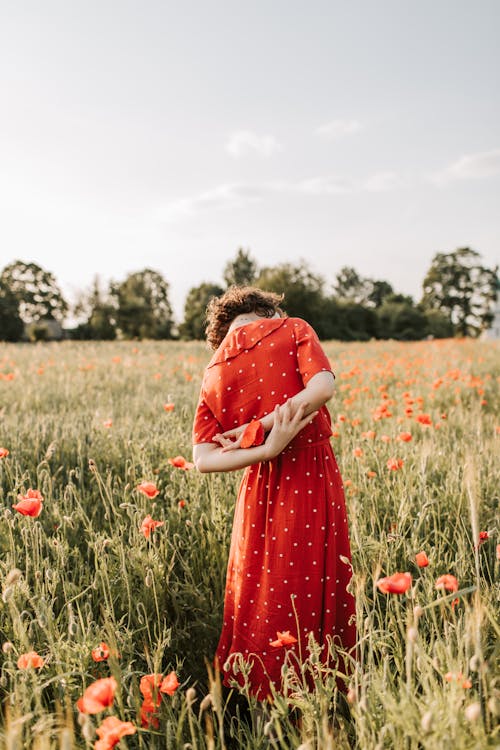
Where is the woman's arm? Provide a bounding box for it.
[193,402,317,473]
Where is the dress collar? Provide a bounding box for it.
[206,317,288,368]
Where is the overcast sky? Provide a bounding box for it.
[1,0,499,320]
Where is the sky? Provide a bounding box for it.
[1,0,499,322]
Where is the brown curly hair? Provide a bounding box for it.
[205,286,285,350]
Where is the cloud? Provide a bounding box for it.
[157,182,272,221]
[315,119,362,139]
[430,148,500,185]
[225,130,283,158]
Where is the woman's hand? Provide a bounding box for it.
[212,423,248,452]
[263,401,318,460]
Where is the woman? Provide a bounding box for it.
[192,286,357,701]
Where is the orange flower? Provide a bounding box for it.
[353,447,363,457]
[91,642,110,662]
[17,651,44,669]
[376,572,412,594]
[136,482,159,499]
[140,701,160,729]
[415,551,429,568]
[160,671,180,695]
[76,677,117,714]
[168,455,194,470]
[366,470,377,478]
[141,515,164,538]
[140,674,162,704]
[386,457,404,471]
[398,432,412,442]
[478,531,488,544]
[270,630,298,647]
[163,402,175,412]
[444,671,471,689]
[361,430,376,440]
[435,574,458,593]
[0,447,9,458]
[240,420,265,448]
[416,414,432,426]
[13,489,44,517]
[103,420,113,428]
[380,435,391,443]
[178,499,186,509]
[95,716,136,749]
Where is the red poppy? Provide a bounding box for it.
[17,651,44,669]
[240,420,265,448]
[386,457,404,471]
[91,642,110,662]
[478,531,488,544]
[76,677,117,714]
[0,448,9,458]
[13,489,44,517]
[95,715,136,750]
[415,551,429,568]
[160,671,180,695]
[168,456,194,470]
[435,574,458,593]
[398,432,413,442]
[163,403,175,412]
[352,447,363,457]
[376,572,412,594]
[444,671,471,689]
[178,499,186,509]
[102,420,113,428]
[416,414,432,426]
[367,470,377,478]
[141,515,164,538]
[136,482,160,499]
[270,630,298,647]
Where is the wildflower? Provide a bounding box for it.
[136,482,159,499]
[366,470,377,478]
[386,457,404,471]
[76,677,117,714]
[352,447,363,457]
[241,420,265,448]
[380,435,391,442]
[91,642,110,662]
[416,414,432,426]
[163,402,175,412]
[178,499,186,509]
[95,716,136,749]
[13,489,44,517]
[451,597,459,610]
[376,572,412,594]
[168,455,194,470]
[398,432,412,442]
[102,420,113,428]
[270,631,298,647]
[0,448,9,458]
[17,651,44,669]
[478,531,489,545]
[160,671,180,696]
[444,671,471,689]
[435,574,458,593]
[361,430,376,440]
[141,515,164,539]
[415,551,429,568]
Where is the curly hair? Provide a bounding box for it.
[205,286,285,350]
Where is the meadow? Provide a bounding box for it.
[0,336,498,749]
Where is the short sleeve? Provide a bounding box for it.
[192,390,224,444]
[293,318,335,386]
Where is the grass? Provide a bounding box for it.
[0,337,498,748]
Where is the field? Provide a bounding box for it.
[0,337,498,749]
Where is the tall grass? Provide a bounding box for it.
[0,337,498,748]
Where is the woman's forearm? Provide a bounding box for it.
[194,443,270,473]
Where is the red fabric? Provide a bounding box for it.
[192,317,357,700]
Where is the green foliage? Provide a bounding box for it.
[223,248,258,288]
[376,301,428,340]
[334,267,394,309]
[0,281,23,341]
[424,309,455,339]
[111,269,174,340]
[0,260,68,323]
[421,248,497,337]
[72,276,116,340]
[256,261,327,331]
[179,283,224,340]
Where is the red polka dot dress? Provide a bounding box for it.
[192,317,357,700]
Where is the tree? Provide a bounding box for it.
[72,276,116,340]
[367,280,395,308]
[111,269,174,339]
[179,282,224,340]
[0,281,24,341]
[421,248,497,337]
[0,261,68,323]
[256,261,330,336]
[334,266,394,308]
[223,248,258,288]
[376,300,428,340]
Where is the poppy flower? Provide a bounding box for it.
[76,677,117,714]
[415,551,429,568]
[140,701,160,729]
[13,489,44,517]
[270,631,298,647]
[168,456,194,470]
[398,432,412,442]
[386,457,404,471]
[241,420,265,448]
[416,414,432,426]
[140,674,163,703]
[444,671,472,689]
[478,531,488,544]
[367,470,377,478]
[141,515,164,538]
[17,651,44,669]
[0,448,9,458]
[178,499,186,509]
[92,642,110,662]
[435,574,458,593]
[376,572,412,594]
[163,403,175,412]
[361,430,376,440]
[380,435,391,443]
[352,447,363,457]
[160,671,180,695]
[136,482,160,499]
[102,420,113,428]
[95,716,136,749]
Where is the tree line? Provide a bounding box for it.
[0,248,497,343]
